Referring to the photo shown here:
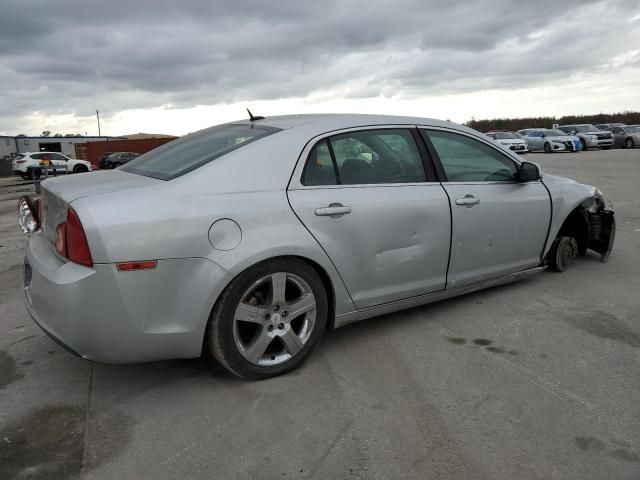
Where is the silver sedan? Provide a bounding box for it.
[18,114,615,379]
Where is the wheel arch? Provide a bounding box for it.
[556,207,590,256]
[200,254,338,357]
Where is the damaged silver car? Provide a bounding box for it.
[18,114,615,379]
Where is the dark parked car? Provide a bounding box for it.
[606,125,640,148]
[98,152,115,169]
[105,152,140,168]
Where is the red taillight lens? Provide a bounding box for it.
[55,208,92,267]
[16,160,26,164]
[55,223,66,256]
[66,207,93,267]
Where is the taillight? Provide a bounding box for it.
[17,196,40,233]
[55,207,93,267]
[55,223,66,256]
[16,160,26,164]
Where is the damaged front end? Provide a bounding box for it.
[581,188,616,262]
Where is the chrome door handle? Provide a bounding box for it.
[455,195,480,207]
[314,203,352,217]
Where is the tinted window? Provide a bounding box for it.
[330,129,425,185]
[424,130,518,182]
[50,153,67,161]
[302,140,338,186]
[122,124,281,180]
[31,153,43,159]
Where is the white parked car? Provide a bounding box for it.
[485,131,528,153]
[12,152,93,179]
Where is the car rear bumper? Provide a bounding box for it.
[24,231,233,363]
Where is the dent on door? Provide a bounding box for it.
[288,185,451,309]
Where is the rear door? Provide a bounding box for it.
[421,128,551,288]
[288,127,451,309]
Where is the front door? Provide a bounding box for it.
[421,128,551,288]
[288,127,451,309]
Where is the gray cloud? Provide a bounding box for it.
[1,0,639,133]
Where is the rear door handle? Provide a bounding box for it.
[314,203,352,217]
[455,195,480,207]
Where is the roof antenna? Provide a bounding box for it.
[247,108,265,121]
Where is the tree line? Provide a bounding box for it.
[465,111,640,132]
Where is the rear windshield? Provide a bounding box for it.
[121,123,281,180]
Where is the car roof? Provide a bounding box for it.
[225,113,471,137]
[25,151,67,155]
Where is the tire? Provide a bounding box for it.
[19,173,30,180]
[73,165,89,173]
[548,236,577,273]
[580,138,587,151]
[208,258,328,380]
[601,146,610,150]
[626,138,635,148]
[111,162,122,169]
[543,142,552,154]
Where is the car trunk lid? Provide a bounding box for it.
[40,170,162,248]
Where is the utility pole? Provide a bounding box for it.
[96,109,102,137]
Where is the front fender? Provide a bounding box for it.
[542,174,615,262]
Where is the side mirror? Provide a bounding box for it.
[519,161,541,182]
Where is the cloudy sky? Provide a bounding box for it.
[1,0,639,136]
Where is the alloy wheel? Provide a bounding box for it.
[232,272,317,366]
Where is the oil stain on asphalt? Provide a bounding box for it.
[565,310,640,348]
[0,405,135,479]
[0,351,24,389]
[574,436,639,463]
[446,338,518,356]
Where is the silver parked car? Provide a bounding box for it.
[557,124,614,150]
[517,128,582,153]
[18,114,615,379]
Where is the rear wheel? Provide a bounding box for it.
[544,142,552,153]
[73,165,89,173]
[548,236,577,273]
[626,138,635,148]
[580,138,587,151]
[209,258,328,380]
[111,162,122,169]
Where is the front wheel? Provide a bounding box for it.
[580,138,587,151]
[208,258,328,380]
[601,146,611,150]
[548,236,577,273]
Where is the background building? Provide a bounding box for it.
[1,135,115,159]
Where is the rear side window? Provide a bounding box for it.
[302,140,338,186]
[424,130,518,182]
[122,124,281,180]
[302,129,426,186]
